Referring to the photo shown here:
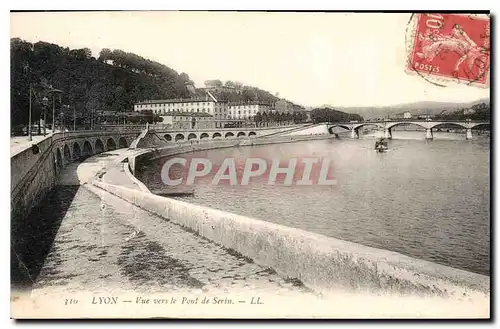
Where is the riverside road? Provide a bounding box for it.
[12,149,311,296]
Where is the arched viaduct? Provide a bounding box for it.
[163,130,257,142]
[50,132,138,170]
[151,125,308,143]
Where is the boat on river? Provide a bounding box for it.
[375,138,388,152]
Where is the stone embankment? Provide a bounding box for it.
[12,130,490,318]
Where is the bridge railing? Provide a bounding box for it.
[330,119,490,125]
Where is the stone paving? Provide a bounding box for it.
[30,149,312,298]
[11,134,52,156]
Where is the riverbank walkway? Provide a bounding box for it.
[13,145,490,318]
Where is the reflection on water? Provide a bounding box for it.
[137,132,490,275]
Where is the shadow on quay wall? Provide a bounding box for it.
[11,185,80,291]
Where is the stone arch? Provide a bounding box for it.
[429,122,467,131]
[118,137,128,148]
[82,140,93,158]
[248,131,256,137]
[72,142,82,161]
[188,133,197,140]
[353,123,384,131]
[332,124,351,131]
[106,138,117,151]
[213,132,222,139]
[470,123,490,130]
[328,125,350,134]
[386,122,428,130]
[95,139,104,154]
[430,122,467,130]
[200,133,210,139]
[237,132,246,137]
[63,144,71,166]
[385,122,426,131]
[164,134,172,141]
[225,132,234,138]
[55,148,63,169]
[175,133,185,142]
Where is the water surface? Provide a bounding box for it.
[137,132,490,275]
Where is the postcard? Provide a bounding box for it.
[10,11,490,319]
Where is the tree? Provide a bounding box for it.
[261,111,268,125]
[310,107,363,123]
[204,79,223,88]
[254,112,262,127]
[99,48,113,62]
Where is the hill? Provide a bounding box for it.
[11,38,195,127]
[327,99,490,120]
[10,38,306,128]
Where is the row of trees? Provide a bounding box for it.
[253,111,308,126]
[11,38,193,128]
[310,107,364,123]
[204,80,242,89]
[202,84,281,105]
[96,110,163,125]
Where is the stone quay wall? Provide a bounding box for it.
[92,180,490,299]
[11,130,141,224]
[119,133,490,298]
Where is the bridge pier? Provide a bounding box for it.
[425,128,433,140]
[384,128,392,139]
[350,129,359,139]
[466,128,473,140]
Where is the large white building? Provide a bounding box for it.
[228,102,272,120]
[134,98,228,117]
[134,91,231,128]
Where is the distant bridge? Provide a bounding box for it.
[327,120,490,140]
[149,125,307,142]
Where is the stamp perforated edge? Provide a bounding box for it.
[404,13,491,89]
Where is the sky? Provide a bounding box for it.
[10,11,490,107]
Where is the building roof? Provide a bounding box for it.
[228,101,272,107]
[135,91,232,105]
[135,98,217,105]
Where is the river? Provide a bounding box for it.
[136,131,490,276]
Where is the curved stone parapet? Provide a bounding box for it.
[92,180,489,300]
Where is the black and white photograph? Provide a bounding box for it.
[9,10,491,319]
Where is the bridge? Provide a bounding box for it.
[11,124,311,222]
[327,120,490,140]
[11,127,143,224]
[148,125,307,142]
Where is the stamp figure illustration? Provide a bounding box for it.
[407,13,490,86]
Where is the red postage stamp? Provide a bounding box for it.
[406,13,490,87]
